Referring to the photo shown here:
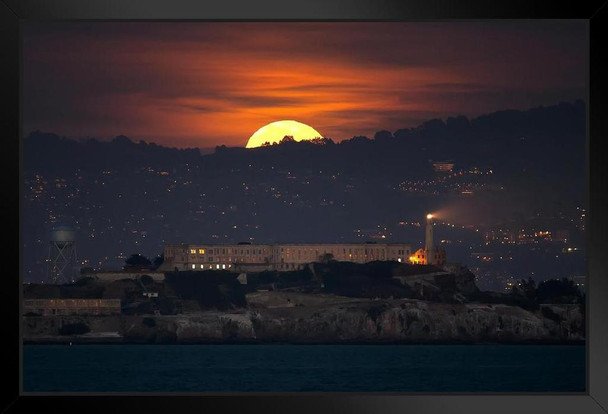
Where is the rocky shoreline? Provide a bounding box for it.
[23,294,584,345]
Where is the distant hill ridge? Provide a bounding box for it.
[24,100,584,191]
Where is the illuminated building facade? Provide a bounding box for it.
[161,242,412,272]
[409,248,447,265]
[430,160,455,173]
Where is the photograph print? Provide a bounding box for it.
[22,21,587,393]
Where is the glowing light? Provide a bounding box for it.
[409,254,424,264]
[246,120,323,148]
[427,214,433,219]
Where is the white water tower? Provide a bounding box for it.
[47,226,77,284]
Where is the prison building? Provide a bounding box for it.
[161,242,412,272]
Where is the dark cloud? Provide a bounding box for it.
[422,83,490,92]
[175,104,219,113]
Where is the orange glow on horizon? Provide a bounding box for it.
[172,62,451,147]
[23,22,587,148]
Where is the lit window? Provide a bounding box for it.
[200,264,203,269]
[216,264,220,269]
[191,264,195,269]
[190,249,196,254]
[398,258,402,262]
[222,264,226,269]
[199,249,205,254]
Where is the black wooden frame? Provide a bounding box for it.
[2,1,606,413]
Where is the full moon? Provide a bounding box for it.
[246,120,323,148]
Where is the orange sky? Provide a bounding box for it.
[23,22,587,148]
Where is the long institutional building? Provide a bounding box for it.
[162,242,414,272]
[161,215,446,272]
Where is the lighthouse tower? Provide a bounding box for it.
[425,214,436,265]
[408,214,446,266]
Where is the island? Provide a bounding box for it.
[23,261,585,345]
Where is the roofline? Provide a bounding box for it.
[165,242,412,247]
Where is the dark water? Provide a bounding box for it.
[23,344,585,392]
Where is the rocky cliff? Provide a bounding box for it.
[23,293,584,344]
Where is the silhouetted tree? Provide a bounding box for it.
[139,274,154,286]
[321,253,335,264]
[446,115,471,133]
[345,135,371,145]
[124,254,152,271]
[112,135,134,146]
[537,278,582,304]
[520,277,537,301]
[393,128,412,141]
[309,137,334,145]
[509,277,537,309]
[374,130,393,143]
